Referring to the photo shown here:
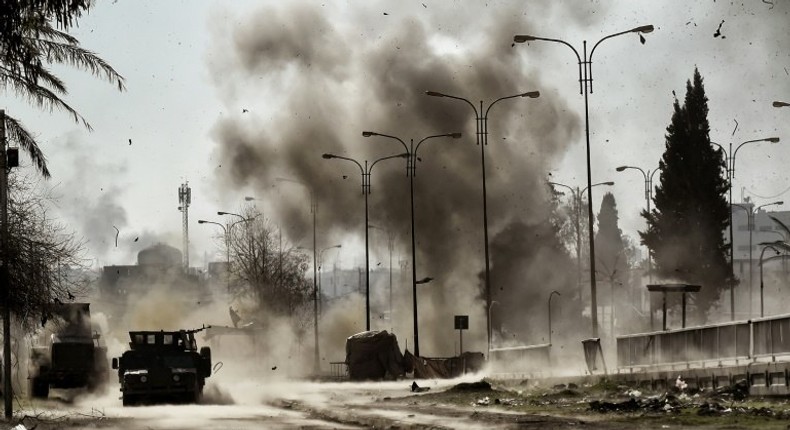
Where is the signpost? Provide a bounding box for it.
[454,315,469,354]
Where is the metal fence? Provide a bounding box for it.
[489,343,551,375]
[616,315,790,369]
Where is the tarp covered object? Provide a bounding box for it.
[404,350,485,379]
[345,330,405,380]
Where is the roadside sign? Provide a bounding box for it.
[454,315,468,330]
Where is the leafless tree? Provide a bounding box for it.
[224,207,312,324]
[6,173,89,332]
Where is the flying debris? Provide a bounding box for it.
[128,138,132,145]
[229,307,241,328]
[67,291,75,301]
[383,12,389,15]
[242,108,249,113]
[639,34,646,45]
[713,20,725,38]
[113,226,119,247]
[134,237,139,242]
[272,366,277,370]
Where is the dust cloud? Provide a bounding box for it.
[207,1,583,358]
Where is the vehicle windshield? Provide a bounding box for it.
[163,355,195,368]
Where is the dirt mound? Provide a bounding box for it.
[449,380,492,392]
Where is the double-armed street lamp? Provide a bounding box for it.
[362,131,461,357]
[274,177,321,372]
[615,165,660,283]
[548,181,614,300]
[199,216,255,293]
[732,201,783,317]
[711,136,781,320]
[514,24,654,338]
[322,152,409,331]
[424,90,540,357]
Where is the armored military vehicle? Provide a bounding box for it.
[28,303,109,398]
[112,327,212,406]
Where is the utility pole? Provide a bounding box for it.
[178,182,191,268]
[1,110,12,419]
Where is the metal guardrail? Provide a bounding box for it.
[489,343,551,374]
[616,315,790,369]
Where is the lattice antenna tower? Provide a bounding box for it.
[178,182,191,268]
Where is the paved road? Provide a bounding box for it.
[13,376,525,429]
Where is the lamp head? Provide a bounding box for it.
[322,153,334,159]
[198,220,207,224]
[217,211,227,215]
[244,196,255,201]
[362,131,375,137]
[767,137,781,143]
[513,35,536,43]
[336,244,342,249]
[633,25,654,33]
[449,133,462,139]
[616,166,627,172]
[425,91,445,97]
[776,201,785,206]
[521,91,540,98]
[603,181,615,186]
[774,101,790,108]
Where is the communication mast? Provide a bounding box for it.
[178,182,191,268]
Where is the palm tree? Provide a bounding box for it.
[1,8,125,177]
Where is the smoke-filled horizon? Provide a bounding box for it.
[207,2,584,355]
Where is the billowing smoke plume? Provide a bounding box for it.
[207,2,590,356]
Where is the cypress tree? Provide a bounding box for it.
[595,192,627,287]
[640,68,731,316]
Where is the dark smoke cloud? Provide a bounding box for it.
[208,2,584,355]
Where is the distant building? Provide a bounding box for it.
[99,243,209,315]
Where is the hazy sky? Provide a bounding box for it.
[4,0,789,269]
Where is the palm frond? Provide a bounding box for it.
[31,35,126,91]
[1,71,91,130]
[0,62,69,96]
[3,115,50,178]
[769,215,790,241]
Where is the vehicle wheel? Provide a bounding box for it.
[30,377,49,399]
[122,394,137,406]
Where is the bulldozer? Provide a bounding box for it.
[28,303,109,398]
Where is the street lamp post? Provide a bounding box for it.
[424,90,540,358]
[515,25,654,338]
[733,201,783,317]
[548,180,614,302]
[199,217,253,293]
[274,178,320,373]
[548,291,561,345]
[323,152,408,330]
[369,224,396,329]
[759,243,783,317]
[488,300,500,348]
[362,131,461,357]
[711,137,781,320]
[616,165,660,284]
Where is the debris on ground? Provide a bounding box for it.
[474,396,490,406]
[411,381,430,392]
[495,397,523,407]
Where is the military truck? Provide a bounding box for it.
[112,327,212,406]
[28,303,109,398]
